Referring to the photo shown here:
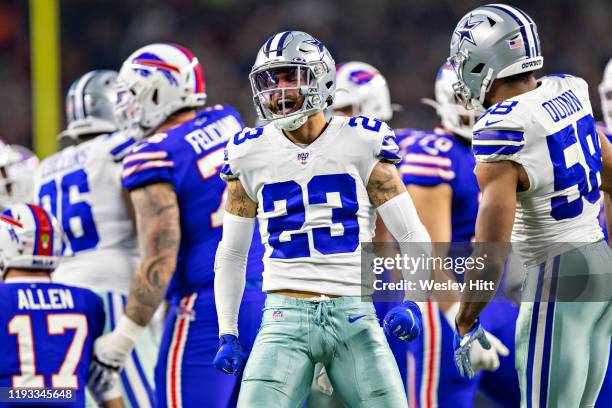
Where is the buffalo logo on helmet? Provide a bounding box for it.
[349,70,376,85]
[131,52,180,87]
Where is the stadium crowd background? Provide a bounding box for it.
[1,0,610,149]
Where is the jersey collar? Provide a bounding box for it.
[4,276,52,284]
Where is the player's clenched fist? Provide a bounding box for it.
[382,301,423,341]
[213,334,244,375]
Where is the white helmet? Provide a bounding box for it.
[118,43,206,133]
[599,58,612,131]
[0,142,39,211]
[421,63,483,140]
[333,61,393,121]
[0,203,62,276]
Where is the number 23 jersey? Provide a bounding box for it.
[222,115,400,296]
[472,74,603,265]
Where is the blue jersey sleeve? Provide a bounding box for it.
[400,132,456,187]
[122,133,175,190]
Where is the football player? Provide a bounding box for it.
[33,70,157,408]
[595,58,612,408]
[399,62,519,408]
[334,60,520,407]
[0,140,39,210]
[213,31,430,407]
[598,58,612,242]
[89,43,265,407]
[0,203,121,407]
[448,4,612,407]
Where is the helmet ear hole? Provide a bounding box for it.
[471,63,485,74]
[152,89,159,105]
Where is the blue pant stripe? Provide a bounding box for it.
[540,256,560,407]
[526,261,547,408]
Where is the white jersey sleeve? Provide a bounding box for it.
[472,75,603,265]
[222,116,400,296]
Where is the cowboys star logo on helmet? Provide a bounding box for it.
[454,14,483,48]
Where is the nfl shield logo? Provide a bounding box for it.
[272,310,283,321]
[297,152,310,165]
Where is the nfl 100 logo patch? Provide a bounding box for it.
[272,309,283,321]
[297,151,310,165]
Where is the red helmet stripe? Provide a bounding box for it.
[172,44,206,93]
[28,204,53,257]
[133,59,181,73]
[0,215,23,228]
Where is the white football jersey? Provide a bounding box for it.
[223,115,400,296]
[33,132,138,293]
[472,75,603,265]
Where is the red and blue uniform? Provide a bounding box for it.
[396,127,520,407]
[0,281,105,407]
[122,104,265,408]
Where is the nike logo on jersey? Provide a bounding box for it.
[348,315,367,323]
[484,119,503,126]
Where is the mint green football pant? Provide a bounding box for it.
[237,294,408,408]
[515,241,612,408]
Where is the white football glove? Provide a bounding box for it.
[469,330,509,372]
[444,302,509,374]
[91,316,144,391]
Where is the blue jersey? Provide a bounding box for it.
[122,104,263,301]
[0,280,104,407]
[396,127,479,242]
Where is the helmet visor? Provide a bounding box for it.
[251,65,315,116]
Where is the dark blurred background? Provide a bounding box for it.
[1,0,611,151]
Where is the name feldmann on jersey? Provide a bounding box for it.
[33,132,138,292]
[222,115,400,296]
[472,75,603,265]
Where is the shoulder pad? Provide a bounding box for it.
[221,126,265,180]
[472,100,526,162]
[347,116,401,163]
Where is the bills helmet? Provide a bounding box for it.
[333,61,393,121]
[118,43,206,133]
[421,63,483,139]
[599,58,612,131]
[60,70,122,143]
[0,203,62,275]
[250,31,336,131]
[449,4,543,108]
[0,142,39,211]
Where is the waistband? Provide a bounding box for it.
[265,293,372,308]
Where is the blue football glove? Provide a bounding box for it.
[382,301,422,341]
[213,334,244,376]
[453,318,491,379]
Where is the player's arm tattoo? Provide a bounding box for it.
[366,161,407,207]
[225,178,257,218]
[125,182,180,326]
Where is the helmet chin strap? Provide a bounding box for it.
[273,114,308,131]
